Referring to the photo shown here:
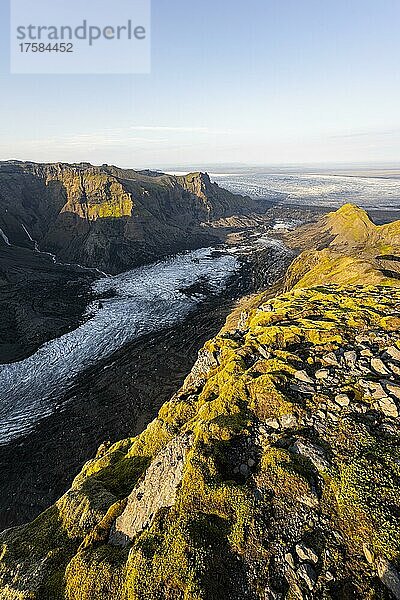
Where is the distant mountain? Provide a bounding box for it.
[2,205,399,599]
[0,161,267,274]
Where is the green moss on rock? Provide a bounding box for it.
[2,204,400,599]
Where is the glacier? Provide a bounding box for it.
[0,248,239,444]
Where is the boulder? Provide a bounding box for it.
[110,434,192,545]
[294,370,314,385]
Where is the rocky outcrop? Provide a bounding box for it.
[110,434,193,546]
[0,162,266,274]
[1,206,400,599]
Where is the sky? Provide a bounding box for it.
[0,0,399,168]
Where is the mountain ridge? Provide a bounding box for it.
[0,161,271,361]
[1,204,400,599]
[0,161,268,274]
[284,203,400,290]
[291,203,400,250]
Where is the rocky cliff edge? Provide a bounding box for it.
[1,205,400,599]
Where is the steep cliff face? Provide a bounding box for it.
[0,162,264,274]
[1,206,400,600]
[0,243,95,363]
[175,172,255,221]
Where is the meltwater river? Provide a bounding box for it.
[0,247,239,445]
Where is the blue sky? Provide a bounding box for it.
[0,0,399,168]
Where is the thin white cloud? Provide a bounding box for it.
[331,128,400,140]
[0,125,241,156]
[128,126,210,133]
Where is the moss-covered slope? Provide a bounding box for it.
[1,206,400,599]
[284,203,400,289]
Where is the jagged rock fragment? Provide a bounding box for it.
[315,368,329,379]
[280,413,298,429]
[294,370,314,384]
[265,418,280,430]
[360,348,373,357]
[375,397,399,418]
[363,544,374,564]
[371,357,391,376]
[369,383,387,400]
[344,350,357,368]
[295,543,319,563]
[297,563,317,590]
[285,552,296,569]
[385,381,400,400]
[322,352,339,366]
[290,439,331,471]
[385,345,400,362]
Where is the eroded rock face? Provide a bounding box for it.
[0,243,95,362]
[0,161,265,274]
[110,434,193,546]
[181,347,220,392]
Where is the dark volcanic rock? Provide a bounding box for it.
[0,244,96,362]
